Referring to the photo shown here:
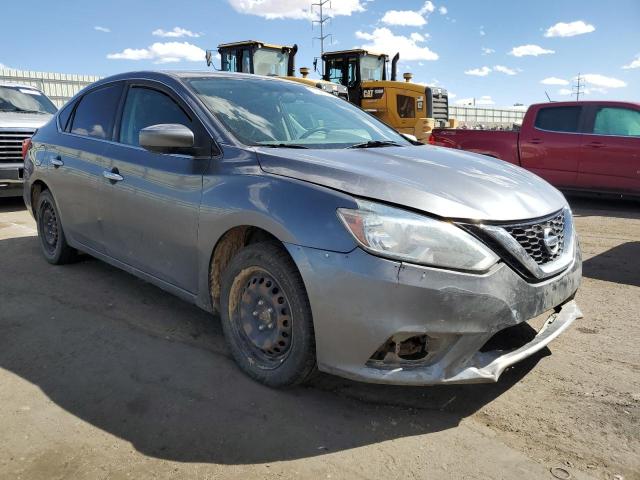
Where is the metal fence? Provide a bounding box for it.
[0,68,102,108]
[450,105,526,128]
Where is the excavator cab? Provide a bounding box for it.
[322,49,450,142]
[210,40,349,100]
[216,40,296,77]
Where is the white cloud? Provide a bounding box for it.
[448,92,456,99]
[623,54,640,70]
[227,0,365,20]
[381,1,435,26]
[481,47,495,55]
[0,62,12,69]
[494,65,517,75]
[152,27,200,38]
[356,28,438,61]
[479,26,486,36]
[581,74,626,88]
[464,66,491,77]
[541,77,569,85]
[94,26,110,33]
[438,6,447,15]
[411,32,426,42]
[558,88,572,96]
[509,44,555,57]
[544,20,595,38]
[107,41,205,63]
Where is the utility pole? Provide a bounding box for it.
[573,73,585,101]
[312,0,332,76]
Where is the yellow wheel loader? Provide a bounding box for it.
[322,49,450,142]
[209,41,348,100]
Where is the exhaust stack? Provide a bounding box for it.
[287,44,298,77]
[391,53,400,81]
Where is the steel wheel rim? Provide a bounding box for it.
[40,200,58,254]
[230,267,294,366]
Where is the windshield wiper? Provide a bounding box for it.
[1,107,48,114]
[347,140,403,149]
[255,143,310,149]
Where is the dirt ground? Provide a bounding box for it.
[0,195,638,480]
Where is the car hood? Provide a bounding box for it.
[256,145,567,221]
[0,112,53,129]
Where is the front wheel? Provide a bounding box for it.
[36,190,76,265]
[219,242,316,387]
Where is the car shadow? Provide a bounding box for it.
[0,196,26,213]
[582,241,640,288]
[567,194,640,221]
[0,235,547,465]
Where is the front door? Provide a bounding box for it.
[577,105,640,194]
[519,105,585,189]
[101,83,211,292]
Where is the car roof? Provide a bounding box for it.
[89,70,298,87]
[529,100,640,108]
[0,81,45,91]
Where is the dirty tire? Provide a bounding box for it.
[219,242,316,388]
[36,190,76,265]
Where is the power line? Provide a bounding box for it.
[311,0,332,76]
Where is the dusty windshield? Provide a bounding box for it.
[0,86,57,114]
[188,77,408,149]
[360,55,385,81]
[253,49,289,76]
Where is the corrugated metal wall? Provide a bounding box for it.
[450,106,526,127]
[0,68,102,108]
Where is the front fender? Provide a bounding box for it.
[195,172,359,309]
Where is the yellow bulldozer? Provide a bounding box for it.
[208,40,348,100]
[322,49,450,143]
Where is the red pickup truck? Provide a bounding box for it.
[430,101,640,197]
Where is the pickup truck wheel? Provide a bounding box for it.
[219,242,316,387]
[36,190,76,265]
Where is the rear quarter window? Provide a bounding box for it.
[535,106,582,133]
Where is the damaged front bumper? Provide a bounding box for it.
[286,242,582,386]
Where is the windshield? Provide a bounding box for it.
[0,86,57,114]
[187,77,409,149]
[253,48,289,76]
[360,55,385,81]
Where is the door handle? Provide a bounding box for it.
[585,142,605,148]
[529,139,542,144]
[51,156,64,167]
[103,169,123,182]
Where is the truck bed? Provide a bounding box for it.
[430,129,520,165]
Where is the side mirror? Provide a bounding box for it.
[400,133,422,145]
[139,124,194,153]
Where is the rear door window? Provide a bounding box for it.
[593,107,640,137]
[535,106,582,133]
[70,84,123,139]
[118,86,192,147]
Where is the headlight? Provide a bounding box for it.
[337,200,499,271]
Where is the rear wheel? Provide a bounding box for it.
[36,190,76,265]
[219,242,316,387]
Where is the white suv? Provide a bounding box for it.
[0,83,57,197]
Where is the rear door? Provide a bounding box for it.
[47,82,124,253]
[519,105,585,188]
[100,81,211,292]
[577,105,640,194]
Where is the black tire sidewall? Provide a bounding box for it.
[36,191,70,264]
[220,243,316,387]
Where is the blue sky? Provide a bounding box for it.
[1,0,638,106]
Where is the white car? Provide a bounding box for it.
[0,82,57,197]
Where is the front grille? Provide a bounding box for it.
[503,211,565,265]
[0,129,35,164]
